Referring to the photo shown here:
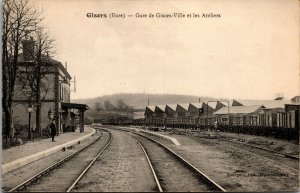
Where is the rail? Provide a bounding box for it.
[133,132,226,192]
[66,129,112,192]
[8,129,110,192]
[222,139,299,160]
[133,137,163,192]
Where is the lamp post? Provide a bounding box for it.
[48,109,54,122]
[27,104,34,140]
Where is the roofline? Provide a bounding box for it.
[19,61,72,80]
[58,62,72,80]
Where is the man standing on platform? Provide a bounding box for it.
[50,120,56,142]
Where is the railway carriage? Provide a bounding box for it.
[127,103,300,141]
[232,114,246,133]
[217,115,233,131]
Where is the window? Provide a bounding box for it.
[222,117,228,122]
[60,84,63,100]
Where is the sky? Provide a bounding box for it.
[31,0,299,100]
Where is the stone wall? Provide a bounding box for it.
[12,101,55,130]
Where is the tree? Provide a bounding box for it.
[2,0,41,141]
[19,27,55,136]
[104,100,115,110]
[93,102,103,112]
[124,105,133,112]
[116,99,126,111]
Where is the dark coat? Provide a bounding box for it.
[50,123,56,136]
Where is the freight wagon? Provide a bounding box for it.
[120,104,299,141]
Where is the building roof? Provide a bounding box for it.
[204,101,218,109]
[18,55,72,80]
[284,102,300,106]
[219,101,233,106]
[291,96,300,101]
[233,99,290,109]
[274,97,284,100]
[190,102,203,109]
[61,102,89,111]
[145,105,156,112]
[214,105,263,115]
[166,104,177,111]
[155,105,167,112]
[177,103,189,111]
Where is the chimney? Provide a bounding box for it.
[22,36,35,61]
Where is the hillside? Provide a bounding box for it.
[72,93,222,108]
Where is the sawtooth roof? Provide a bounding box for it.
[177,103,189,111]
[155,105,167,112]
[145,106,156,112]
[203,101,218,109]
[233,99,291,109]
[190,102,203,109]
[214,105,263,115]
[166,104,177,111]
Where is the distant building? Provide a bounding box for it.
[214,105,265,115]
[201,102,217,115]
[188,103,203,117]
[143,97,300,128]
[154,105,167,125]
[232,99,293,109]
[144,105,155,125]
[176,103,189,117]
[165,104,177,118]
[291,96,300,103]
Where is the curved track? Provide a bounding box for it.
[131,132,226,192]
[9,129,112,192]
[133,137,163,192]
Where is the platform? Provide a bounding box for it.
[116,126,181,146]
[2,126,95,175]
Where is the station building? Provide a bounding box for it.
[11,37,88,136]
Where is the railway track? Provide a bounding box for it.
[8,129,112,192]
[220,139,299,172]
[131,132,226,192]
[222,139,299,160]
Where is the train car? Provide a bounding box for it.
[289,109,299,140]
[190,117,198,129]
[132,118,144,126]
[232,114,245,133]
[217,115,233,131]
[198,116,207,129]
[276,108,299,140]
[142,103,299,141]
[207,116,217,130]
[275,111,291,138]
